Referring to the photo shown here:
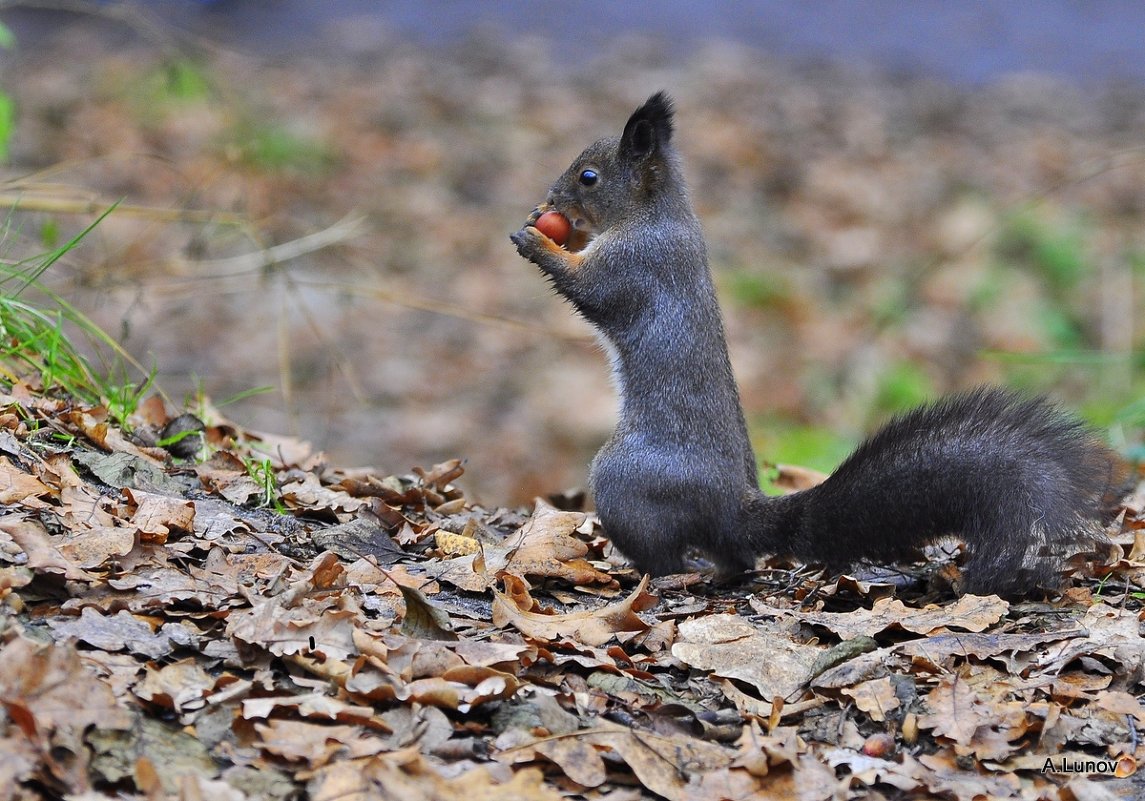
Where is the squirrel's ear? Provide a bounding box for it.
[620,91,675,162]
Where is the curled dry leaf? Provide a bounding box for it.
[789,594,1009,640]
[0,456,54,507]
[1,518,98,581]
[243,692,389,730]
[499,724,767,801]
[134,658,216,713]
[48,607,174,659]
[279,471,367,519]
[63,407,164,461]
[122,487,196,542]
[1095,689,1145,725]
[0,636,134,760]
[492,574,653,647]
[429,500,613,593]
[824,746,920,791]
[771,463,830,492]
[397,582,458,641]
[400,669,521,713]
[503,500,613,586]
[916,748,1023,798]
[309,752,563,801]
[413,458,466,492]
[194,451,266,505]
[229,599,360,661]
[256,718,388,768]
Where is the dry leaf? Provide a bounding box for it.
[243,692,389,730]
[0,635,134,794]
[280,471,366,519]
[503,500,613,587]
[0,456,54,507]
[256,718,388,767]
[771,463,829,492]
[841,677,901,722]
[791,594,1008,639]
[309,751,563,801]
[49,607,174,659]
[398,582,458,641]
[1,517,99,580]
[133,659,216,713]
[194,452,265,505]
[54,526,136,569]
[122,487,196,542]
[492,575,653,646]
[429,501,613,592]
[672,613,823,702]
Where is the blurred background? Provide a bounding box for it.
[0,1,1143,503]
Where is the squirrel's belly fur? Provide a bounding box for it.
[511,91,1118,596]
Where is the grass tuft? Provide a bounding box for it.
[0,204,157,427]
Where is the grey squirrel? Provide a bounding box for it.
[510,92,1117,596]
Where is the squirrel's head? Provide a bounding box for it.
[544,91,684,249]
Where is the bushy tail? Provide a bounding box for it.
[745,388,1118,596]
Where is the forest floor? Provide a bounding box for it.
[0,370,1142,800]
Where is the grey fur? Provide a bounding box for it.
[512,92,1116,596]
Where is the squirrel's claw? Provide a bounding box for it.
[512,223,583,272]
[510,224,545,260]
[511,203,558,261]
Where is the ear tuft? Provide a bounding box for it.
[620,91,675,161]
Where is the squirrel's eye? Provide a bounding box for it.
[579,169,599,187]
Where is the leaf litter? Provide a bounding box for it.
[0,383,1143,800]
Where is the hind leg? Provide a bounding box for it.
[956,507,1058,596]
[594,487,756,577]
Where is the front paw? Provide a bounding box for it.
[510,224,546,263]
[512,216,584,273]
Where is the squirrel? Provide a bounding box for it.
[510,91,1118,597]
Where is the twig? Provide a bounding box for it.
[0,191,242,224]
[187,214,370,274]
